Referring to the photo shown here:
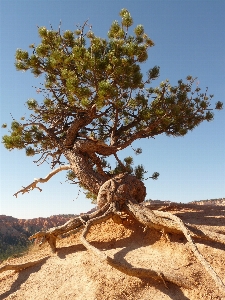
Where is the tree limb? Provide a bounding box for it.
[110,107,119,146]
[63,104,97,148]
[14,165,71,197]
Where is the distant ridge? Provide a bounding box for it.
[189,198,225,205]
[144,197,225,206]
[0,214,78,261]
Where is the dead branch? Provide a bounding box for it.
[14,165,71,197]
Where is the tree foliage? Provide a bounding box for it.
[2,8,223,191]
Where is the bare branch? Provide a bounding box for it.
[33,151,53,166]
[14,165,71,197]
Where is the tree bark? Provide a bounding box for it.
[64,146,107,195]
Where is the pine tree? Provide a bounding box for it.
[2,9,225,292]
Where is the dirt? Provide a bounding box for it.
[0,204,225,300]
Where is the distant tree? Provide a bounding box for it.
[2,9,225,293]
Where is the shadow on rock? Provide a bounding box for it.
[0,257,49,300]
[56,243,86,259]
[176,205,225,227]
[112,240,191,300]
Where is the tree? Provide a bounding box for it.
[2,9,225,294]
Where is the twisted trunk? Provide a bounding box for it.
[64,146,107,195]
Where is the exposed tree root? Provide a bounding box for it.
[127,203,225,245]
[0,257,49,273]
[185,224,225,245]
[80,203,193,288]
[29,203,111,252]
[4,175,225,295]
[25,200,225,294]
[125,202,225,295]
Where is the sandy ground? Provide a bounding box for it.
[0,204,225,300]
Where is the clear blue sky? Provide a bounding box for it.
[0,0,224,219]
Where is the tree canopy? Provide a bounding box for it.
[2,8,223,195]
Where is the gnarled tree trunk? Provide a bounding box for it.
[65,148,106,195]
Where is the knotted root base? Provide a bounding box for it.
[3,174,225,296]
